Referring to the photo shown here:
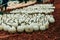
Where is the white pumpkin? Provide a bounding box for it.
[12,23,18,28]
[17,25,25,32]
[46,15,55,23]
[25,25,33,32]
[48,17,55,23]
[40,25,46,30]
[19,18,24,23]
[30,23,39,31]
[33,25,39,31]
[2,17,7,22]
[3,25,11,31]
[8,26,16,33]
[0,25,3,30]
[44,21,49,29]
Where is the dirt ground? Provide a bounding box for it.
[0,0,60,40]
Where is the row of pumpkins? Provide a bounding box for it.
[0,4,55,33]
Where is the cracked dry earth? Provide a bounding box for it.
[0,1,60,40]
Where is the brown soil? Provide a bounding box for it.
[0,0,60,40]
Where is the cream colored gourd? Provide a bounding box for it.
[40,25,46,30]
[3,25,11,31]
[46,15,55,23]
[30,23,39,31]
[25,25,33,32]
[17,25,25,32]
[12,23,18,27]
[48,17,55,23]
[44,21,49,29]
[8,26,16,33]
[0,25,3,30]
